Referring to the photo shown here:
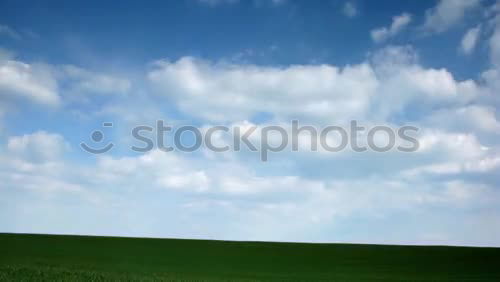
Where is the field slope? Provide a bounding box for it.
[1,233,500,281]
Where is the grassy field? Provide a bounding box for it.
[1,233,500,281]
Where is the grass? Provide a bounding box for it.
[1,233,500,281]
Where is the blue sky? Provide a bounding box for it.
[1,0,500,246]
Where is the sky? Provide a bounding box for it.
[1,0,500,246]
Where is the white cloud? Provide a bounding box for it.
[3,136,499,245]
[404,155,500,176]
[0,51,133,118]
[3,45,500,244]
[0,59,60,106]
[423,105,500,134]
[460,25,481,54]
[2,33,500,245]
[147,46,482,125]
[148,57,379,123]
[0,131,87,196]
[342,2,358,18]
[6,131,69,163]
[370,44,419,66]
[416,130,487,160]
[371,13,412,43]
[481,67,500,94]
[422,0,481,33]
[370,46,479,120]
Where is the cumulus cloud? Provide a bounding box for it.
[422,0,481,33]
[460,25,481,54]
[1,28,500,245]
[2,132,499,244]
[370,13,412,43]
[2,49,500,244]
[6,131,69,163]
[148,46,481,125]
[0,131,88,198]
[0,59,60,106]
[148,57,379,123]
[423,105,500,134]
[0,51,132,119]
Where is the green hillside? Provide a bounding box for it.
[1,233,499,281]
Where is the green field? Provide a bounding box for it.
[1,233,500,281]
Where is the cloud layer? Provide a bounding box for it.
[1,0,500,246]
